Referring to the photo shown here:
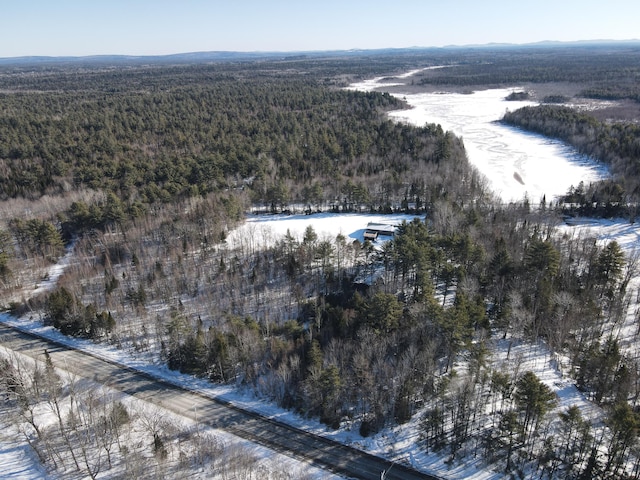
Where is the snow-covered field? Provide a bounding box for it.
[225,211,421,250]
[350,77,607,203]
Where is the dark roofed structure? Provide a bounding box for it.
[364,222,397,241]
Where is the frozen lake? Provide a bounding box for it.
[350,77,607,203]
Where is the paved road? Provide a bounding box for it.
[0,321,440,480]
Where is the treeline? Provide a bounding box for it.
[502,105,640,216]
[581,85,640,103]
[0,52,443,91]
[415,45,640,101]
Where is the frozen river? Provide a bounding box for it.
[350,76,607,203]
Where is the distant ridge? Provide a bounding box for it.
[0,51,296,65]
[0,47,442,65]
[443,38,640,49]
[1,39,639,66]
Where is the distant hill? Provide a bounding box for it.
[2,40,639,67]
[0,48,435,66]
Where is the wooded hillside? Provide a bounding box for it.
[503,104,640,218]
[2,48,640,477]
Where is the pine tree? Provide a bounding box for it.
[605,401,639,475]
[558,405,592,469]
[514,371,557,443]
[498,409,521,473]
[0,228,12,279]
[593,240,625,300]
[42,349,61,399]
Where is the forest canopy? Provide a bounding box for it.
[0,62,474,223]
[3,46,640,478]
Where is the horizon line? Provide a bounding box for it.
[2,38,640,62]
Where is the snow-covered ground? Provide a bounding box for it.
[6,213,640,479]
[0,331,338,480]
[1,71,637,479]
[350,77,607,204]
[225,211,421,250]
[31,240,76,297]
[0,422,48,480]
[560,217,640,251]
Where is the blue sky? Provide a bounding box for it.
[2,0,638,57]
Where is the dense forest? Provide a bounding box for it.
[503,105,640,218]
[414,44,640,102]
[2,46,640,478]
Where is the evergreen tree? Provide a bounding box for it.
[0,228,12,279]
[514,371,557,442]
[593,240,625,300]
[357,292,403,334]
[606,401,639,475]
[558,405,592,469]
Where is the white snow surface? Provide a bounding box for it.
[2,71,638,479]
[225,211,421,250]
[0,425,48,480]
[560,217,640,251]
[9,213,640,479]
[350,77,607,204]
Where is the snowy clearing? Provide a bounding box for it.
[225,212,422,250]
